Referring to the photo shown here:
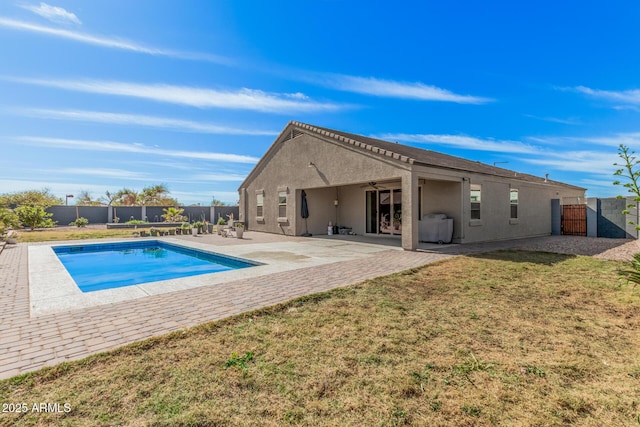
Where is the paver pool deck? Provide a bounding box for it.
[0,232,454,379]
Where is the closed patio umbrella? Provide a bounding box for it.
[301,190,311,236]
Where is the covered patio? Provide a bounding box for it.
[293,176,463,250]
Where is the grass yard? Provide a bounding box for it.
[1,251,639,426]
[13,228,154,242]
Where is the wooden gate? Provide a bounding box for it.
[561,204,587,236]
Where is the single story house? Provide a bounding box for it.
[238,121,586,250]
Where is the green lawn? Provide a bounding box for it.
[11,227,139,242]
[1,251,639,426]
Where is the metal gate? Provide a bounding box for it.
[561,204,587,236]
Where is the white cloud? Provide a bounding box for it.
[0,17,231,64]
[6,77,346,113]
[376,133,539,154]
[530,132,640,149]
[16,108,279,136]
[0,178,113,198]
[518,150,618,175]
[20,2,81,25]
[55,168,147,180]
[190,173,246,182]
[171,190,239,205]
[319,74,493,104]
[582,133,640,148]
[0,179,241,205]
[15,136,260,164]
[574,86,640,106]
[523,114,582,125]
[378,131,621,180]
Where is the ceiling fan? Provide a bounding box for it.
[360,181,387,189]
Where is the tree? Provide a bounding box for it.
[613,144,640,286]
[114,188,139,206]
[104,190,119,206]
[110,185,178,206]
[0,208,20,237]
[76,190,103,206]
[613,144,640,230]
[211,196,226,206]
[0,188,62,208]
[15,205,56,230]
[140,184,168,206]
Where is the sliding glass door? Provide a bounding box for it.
[366,189,402,235]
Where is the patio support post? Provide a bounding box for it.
[238,187,246,224]
[401,171,419,251]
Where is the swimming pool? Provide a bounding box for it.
[53,240,260,292]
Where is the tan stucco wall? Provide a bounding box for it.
[334,184,366,235]
[422,179,463,241]
[296,187,336,235]
[241,133,404,235]
[240,127,586,245]
[461,177,584,243]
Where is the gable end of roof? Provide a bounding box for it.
[290,120,416,166]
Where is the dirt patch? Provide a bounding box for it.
[507,236,640,261]
[431,236,640,262]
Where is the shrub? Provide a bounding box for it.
[125,220,148,225]
[69,217,89,228]
[15,205,56,230]
[161,207,187,223]
[619,253,640,286]
[0,208,20,236]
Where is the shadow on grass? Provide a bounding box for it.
[466,250,577,265]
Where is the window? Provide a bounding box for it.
[278,191,287,218]
[256,193,264,217]
[510,189,518,219]
[470,184,481,220]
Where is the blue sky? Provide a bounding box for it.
[1,1,639,205]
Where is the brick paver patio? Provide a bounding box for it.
[0,234,453,379]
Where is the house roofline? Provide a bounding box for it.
[238,121,586,193]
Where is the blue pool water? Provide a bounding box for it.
[53,240,259,293]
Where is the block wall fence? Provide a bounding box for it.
[550,197,638,239]
[46,206,239,226]
[39,199,640,239]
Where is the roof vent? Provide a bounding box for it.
[282,128,305,142]
[545,173,549,182]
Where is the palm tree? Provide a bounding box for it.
[104,190,119,206]
[115,188,138,206]
[140,184,170,206]
[211,196,226,206]
[76,190,102,206]
[161,207,187,222]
